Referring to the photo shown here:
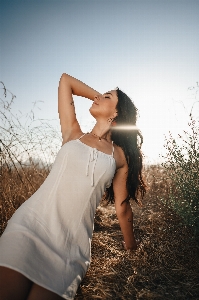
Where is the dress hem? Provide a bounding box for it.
[0,263,74,300]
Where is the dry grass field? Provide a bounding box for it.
[1,164,199,300]
[1,83,199,299]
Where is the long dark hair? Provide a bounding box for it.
[105,88,146,204]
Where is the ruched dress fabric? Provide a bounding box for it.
[0,138,116,299]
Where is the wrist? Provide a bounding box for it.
[122,240,138,251]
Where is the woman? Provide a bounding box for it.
[0,73,146,300]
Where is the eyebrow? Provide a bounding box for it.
[105,92,113,96]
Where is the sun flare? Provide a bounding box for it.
[111,125,138,130]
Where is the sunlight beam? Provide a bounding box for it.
[111,125,138,130]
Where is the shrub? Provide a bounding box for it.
[162,84,199,236]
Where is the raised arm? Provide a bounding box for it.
[58,73,101,143]
[113,150,137,250]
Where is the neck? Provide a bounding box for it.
[91,120,112,141]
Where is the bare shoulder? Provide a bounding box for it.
[113,143,128,170]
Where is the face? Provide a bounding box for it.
[89,90,118,120]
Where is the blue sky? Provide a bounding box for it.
[1,0,199,162]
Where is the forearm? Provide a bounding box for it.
[116,202,137,250]
[60,73,101,100]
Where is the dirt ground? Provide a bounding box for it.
[1,166,198,299]
[75,196,199,300]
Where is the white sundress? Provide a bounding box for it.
[0,135,116,299]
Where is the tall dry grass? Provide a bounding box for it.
[0,81,61,233]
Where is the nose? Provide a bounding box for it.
[94,95,100,100]
[94,95,101,104]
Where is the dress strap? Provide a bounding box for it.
[79,133,87,140]
[111,141,115,157]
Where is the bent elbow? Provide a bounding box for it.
[59,73,68,82]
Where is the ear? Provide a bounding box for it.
[112,111,118,119]
[111,120,117,127]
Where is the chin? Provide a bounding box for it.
[89,106,97,118]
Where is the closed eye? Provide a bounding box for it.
[104,92,113,98]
